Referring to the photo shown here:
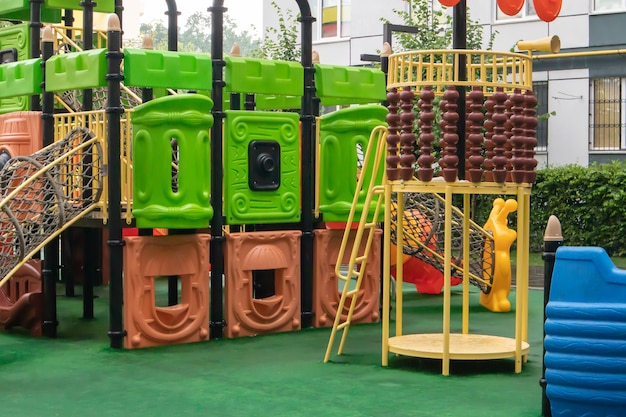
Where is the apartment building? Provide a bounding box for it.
[263,0,626,167]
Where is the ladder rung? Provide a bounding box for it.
[363,222,376,229]
[337,321,350,330]
[355,255,367,263]
[346,289,359,297]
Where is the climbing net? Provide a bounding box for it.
[0,128,104,282]
[389,192,495,293]
[59,85,142,113]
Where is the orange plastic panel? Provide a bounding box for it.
[123,234,210,349]
[224,231,301,338]
[313,229,381,328]
[0,111,43,157]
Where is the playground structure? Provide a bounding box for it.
[0,0,554,368]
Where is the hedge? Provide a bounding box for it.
[471,161,626,255]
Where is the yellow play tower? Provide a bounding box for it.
[324,45,540,375]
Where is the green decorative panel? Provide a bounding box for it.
[0,96,28,114]
[0,58,42,98]
[45,49,106,92]
[0,23,30,60]
[314,64,386,104]
[0,1,61,22]
[255,95,301,110]
[124,49,212,91]
[318,105,388,222]
[224,110,300,225]
[224,56,303,96]
[131,94,214,229]
[45,0,115,13]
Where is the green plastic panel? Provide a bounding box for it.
[45,0,115,13]
[0,1,61,22]
[0,58,42,99]
[224,56,303,96]
[224,110,301,225]
[0,96,28,114]
[318,105,388,222]
[45,49,106,92]
[131,94,214,229]
[0,23,30,60]
[314,64,386,104]
[255,95,301,110]
[124,49,212,91]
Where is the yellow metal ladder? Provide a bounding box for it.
[323,126,387,362]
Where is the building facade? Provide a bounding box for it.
[262,0,626,168]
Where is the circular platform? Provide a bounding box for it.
[388,333,529,360]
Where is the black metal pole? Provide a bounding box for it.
[540,215,562,417]
[295,0,315,329]
[453,1,467,180]
[115,0,124,40]
[165,0,180,52]
[165,1,180,305]
[41,26,58,338]
[29,0,43,111]
[208,0,227,339]
[81,0,96,320]
[106,15,125,349]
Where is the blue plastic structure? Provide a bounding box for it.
[545,246,626,417]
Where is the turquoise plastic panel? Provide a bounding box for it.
[45,49,107,92]
[318,105,388,222]
[124,49,212,91]
[45,0,115,13]
[224,110,300,225]
[224,56,303,96]
[546,247,626,417]
[314,64,386,103]
[131,94,214,229]
[0,1,61,22]
[0,58,42,99]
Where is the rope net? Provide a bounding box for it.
[389,192,495,293]
[0,128,104,282]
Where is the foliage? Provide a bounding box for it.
[382,1,496,52]
[139,13,259,56]
[251,1,300,62]
[471,161,626,255]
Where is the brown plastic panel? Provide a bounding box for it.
[313,228,381,328]
[0,111,43,157]
[123,234,210,349]
[224,231,301,338]
[0,259,43,336]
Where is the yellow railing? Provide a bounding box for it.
[50,25,108,53]
[387,49,533,94]
[53,109,134,223]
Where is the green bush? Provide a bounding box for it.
[471,161,626,254]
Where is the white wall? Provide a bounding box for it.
[546,69,590,167]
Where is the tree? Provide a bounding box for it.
[139,13,259,56]
[383,1,496,52]
[251,1,300,62]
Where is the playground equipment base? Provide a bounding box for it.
[388,333,529,362]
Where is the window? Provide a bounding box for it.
[495,2,536,21]
[589,78,626,150]
[593,0,626,12]
[310,0,351,41]
[534,81,549,152]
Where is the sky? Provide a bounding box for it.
[140,0,264,37]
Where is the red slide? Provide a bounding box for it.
[0,261,44,336]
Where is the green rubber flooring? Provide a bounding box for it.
[0,285,545,417]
